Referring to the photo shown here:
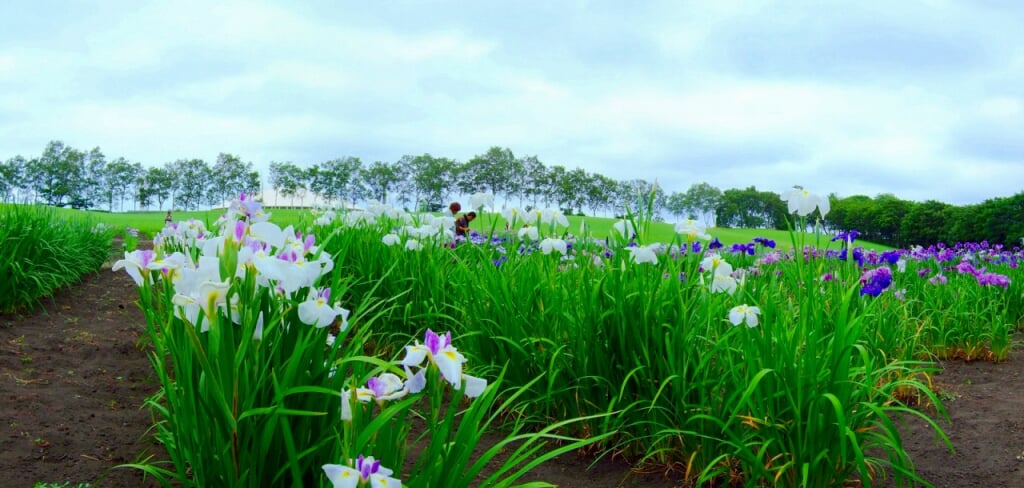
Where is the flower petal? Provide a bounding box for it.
[462,374,488,398]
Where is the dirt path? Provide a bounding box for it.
[0,271,158,487]
[882,355,1024,487]
[0,269,1021,487]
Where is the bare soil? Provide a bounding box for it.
[1,269,1022,487]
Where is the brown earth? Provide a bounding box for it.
[1,269,1022,487]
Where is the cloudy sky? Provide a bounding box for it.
[1,0,1022,205]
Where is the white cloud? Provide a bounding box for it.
[0,0,1021,206]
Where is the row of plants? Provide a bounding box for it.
[112,188,1022,487]
[116,195,602,487]
[0,204,115,313]
[311,191,1021,486]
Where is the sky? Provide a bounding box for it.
[1,0,1023,206]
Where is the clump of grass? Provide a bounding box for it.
[0,204,115,313]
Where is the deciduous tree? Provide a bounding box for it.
[359,160,405,204]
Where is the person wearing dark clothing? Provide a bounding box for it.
[455,211,476,237]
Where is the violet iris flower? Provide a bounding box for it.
[753,237,776,248]
[977,273,1011,288]
[832,230,860,243]
[859,267,893,297]
[322,455,402,488]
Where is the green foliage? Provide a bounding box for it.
[208,153,260,207]
[462,147,516,198]
[901,200,951,247]
[309,157,363,204]
[310,199,1024,487]
[409,154,460,210]
[0,204,114,313]
[715,185,789,229]
[102,157,143,212]
[357,160,405,204]
[0,155,27,202]
[829,192,1024,247]
[118,199,608,488]
[665,182,723,223]
[170,158,213,210]
[268,161,306,206]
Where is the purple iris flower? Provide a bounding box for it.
[753,237,776,248]
[730,243,756,255]
[880,250,900,265]
[955,261,979,276]
[423,329,452,355]
[853,248,865,267]
[977,272,1011,288]
[838,248,865,267]
[859,266,893,297]
[365,377,388,398]
[233,220,247,241]
[708,238,723,250]
[239,199,263,220]
[316,288,331,302]
[832,230,860,243]
[356,455,382,480]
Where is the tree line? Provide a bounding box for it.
[0,141,260,211]
[1,141,1021,246]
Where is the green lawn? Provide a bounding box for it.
[55,207,313,238]
[474,213,891,251]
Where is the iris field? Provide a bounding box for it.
[4,187,1021,487]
